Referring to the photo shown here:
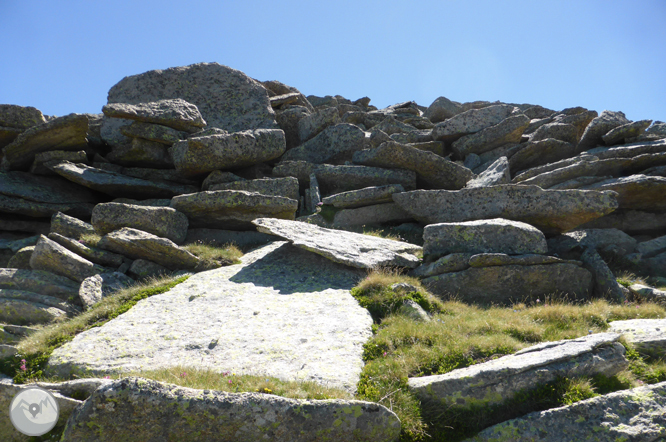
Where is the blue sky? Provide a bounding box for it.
[1,0,664,122]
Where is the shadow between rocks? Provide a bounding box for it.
[229,242,364,295]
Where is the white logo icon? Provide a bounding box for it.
[9,386,60,436]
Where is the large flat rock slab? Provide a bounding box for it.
[466,381,666,442]
[609,319,666,358]
[0,268,79,303]
[253,218,422,269]
[392,185,619,236]
[47,242,373,392]
[423,263,593,305]
[62,377,400,442]
[409,333,627,412]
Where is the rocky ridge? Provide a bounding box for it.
[1,62,665,440]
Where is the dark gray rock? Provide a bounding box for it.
[424,96,463,123]
[6,245,34,269]
[578,209,666,235]
[547,228,638,258]
[580,247,626,302]
[0,268,79,304]
[431,104,516,142]
[170,129,286,177]
[209,177,300,202]
[127,259,171,279]
[1,113,88,171]
[529,122,578,145]
[393,185,618,236]
[298,106,339,142]
[322,184,405,209]
[91,202,189,244]
[580,174,666,212]
[468,253,577,267]
[637,235,666,258]
[508,138,576,175]
[332,203,413,228]
[276,105,311,149]
[315,164,417,196]
[409,253,473,277]
[423,263,593,305]
[29,149,88,175]
[171,190,298,230]
[120,121,186,145]
[105,138,173,168]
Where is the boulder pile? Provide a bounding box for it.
[1,62,665,440]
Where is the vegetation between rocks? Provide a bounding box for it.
[183,241,244,270]
[352,268,666,441]
[0,274,190,383]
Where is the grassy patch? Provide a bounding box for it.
[352,269,666,441]
[0,275,190,383]
[78,232,102,247]
[100,365,351,400]
[183,242,244,270]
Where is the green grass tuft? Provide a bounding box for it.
[183,241,244,270]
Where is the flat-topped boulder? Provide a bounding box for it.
[169,129,286,177]
[423,263,593,305]
[30,235,108,283]
[609,319,666,358]
[0,290,70,325]
[50,161,198,199]
[392,185,619,236]
[91,202,189,244]
[98,227,200,270]
[253,218,422,269]
[467,381,666,442]
[1,113,88,170]
[409,332,627,412]
[423,218,547,260]
[47,242,373,393]
[315,164,417,195]
[61,377,400,442]
[0,171,96,205]
[102,98,206,132]
[331,203,413,228]
[171,190,298,230]
[0,288,80,316]
[322,184,405,208]
[431,104,516,142]
[353,141,474,189]
[451,114,530,157]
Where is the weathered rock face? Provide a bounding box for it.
[577,110,630,151]
[392,185,619,236]
[50,161,197,199]
[509,138,576,175]
[50,211,95,240]
[547,228,638,258]
[0,104,46,129]
[315,164,417,196]
[1,113,89,171]
[409,333,627,413]
[424,96,463,123]
[47,232,125,268]
[91,202,189,244]
[208,177,300,202]
[30,235,107,283]
[170,190,298,230]
[253,218,422,269]
[580,174,666,212]
[102,98,206,132]
[30,149,89,175]
[580,247,626,302]
[465,156,510,188]
[423,263,593,305]
[423,218,547,260]
[451,114,530,157]
[105,138,174,169]
[466,381,666,442]
[0,268,79,303]
[61,377,401,442]
[102,62,277,147]
[281,123,366,164]
[169,129,286,177]
[98,227,200,270]
[352,141,474,189]
[331,203,413,228]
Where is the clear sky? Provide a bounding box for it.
[1,0,664,122]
